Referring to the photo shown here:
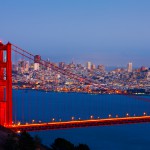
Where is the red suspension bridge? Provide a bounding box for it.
[0,42,150,132]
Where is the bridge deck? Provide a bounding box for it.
[7,116,150,132]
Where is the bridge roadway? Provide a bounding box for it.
[7,116,150,132]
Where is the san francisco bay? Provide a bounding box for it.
[13,90,150,150]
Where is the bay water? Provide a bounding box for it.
[13,90,150,150]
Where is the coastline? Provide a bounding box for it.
[12,87,150,96]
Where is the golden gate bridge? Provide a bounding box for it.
[0,42,150,133]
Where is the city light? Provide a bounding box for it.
[17,130,21,134]
[71,116,75,121]
[1,41,150,134]
[17,121,21,125]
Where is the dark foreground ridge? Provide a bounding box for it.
[0,125,49,150]
[0,125,90,150]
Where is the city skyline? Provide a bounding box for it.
[13,56,149,70]
[12,54,137,68]
[14,58,150,73]
[1,0,150,66]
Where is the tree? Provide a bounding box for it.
[3,133,19,150]
[34,135,42,149]
[18,131,35,150]
[51,138,74,150]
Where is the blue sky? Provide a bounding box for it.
[1,0,150,66]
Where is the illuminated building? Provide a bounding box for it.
[97,65,105,72]
[127,62,132,72]
[59,62,65,68]
[34,63,39,70]
[34,55,41,63]
[34,55,41,71]
[24,61,29,72]
[147,71,150,80]
[140,66,147,72]
[87,62,92,70]
[91,64,96,70]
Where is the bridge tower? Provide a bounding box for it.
[0,42,12,126]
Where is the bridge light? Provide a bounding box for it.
[32,119,35,123]
[71,116,74,120]
[97,117,100,119]
[143,112,147,116]
[90,115,94,119]
[108,114,111,118]
[18,121,21,125]
[59,119,62,122]
[116,115,118,118]
[39,120,42,123]
[126,113,129,117]
[78,117,81,120]
[134,114,136,117]
[52,118,55,122]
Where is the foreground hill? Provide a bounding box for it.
[0,125,49,150]
[0,125,14,149]
[0,125,90,150]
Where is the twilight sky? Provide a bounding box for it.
[1,0,150,67]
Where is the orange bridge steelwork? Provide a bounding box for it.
[0,41,150,132]
[8,116,150,132]
[0,42,12,126]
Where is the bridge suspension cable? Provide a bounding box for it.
[12,43,102,88]
[11,43,150,103]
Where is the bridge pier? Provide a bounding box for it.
[0,42,12,126]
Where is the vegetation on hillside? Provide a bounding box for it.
[0,127,90,150]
